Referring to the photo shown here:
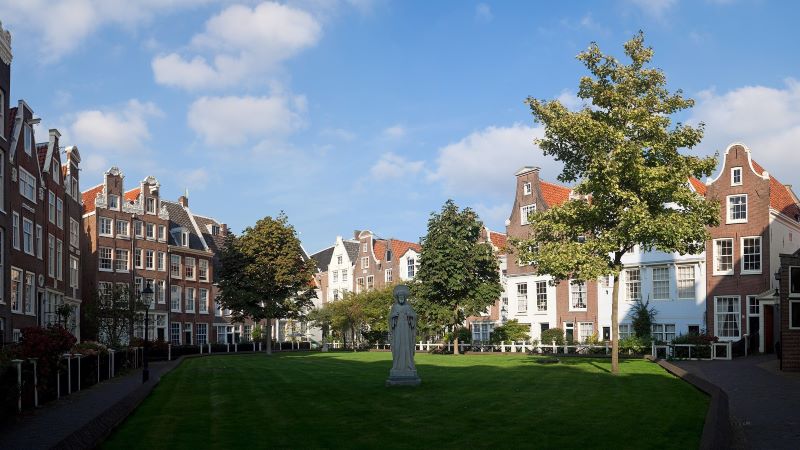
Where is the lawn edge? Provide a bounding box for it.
[649,357,732,450]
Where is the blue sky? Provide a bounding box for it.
[3,0,800,253]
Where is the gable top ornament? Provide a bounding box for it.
[0,21,11,65]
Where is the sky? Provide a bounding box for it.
[2,0,800,253]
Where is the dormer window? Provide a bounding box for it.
[181,231,189,247]
[24,124,32,156]
[520,204,536,225]
[211,224,220,236]
[523,182,532,195]
[731,167,742,186]
[108,194,119,210]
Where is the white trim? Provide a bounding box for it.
[706,142,770,185]
[712,238,734,276]
[790,266,800,298]
[731,166,743,186]
[740,236,762,275]
[726,194,748,224]
[714,295,741,341]
[790,300,800,330]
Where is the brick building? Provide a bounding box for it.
[351,230,420,294]
[779,252,800,370]
[0,20,10,343]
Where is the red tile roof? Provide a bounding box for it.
[540,180,572,207]
[81,184,104,214]
[373,239,421,262]
[689,177,707,196]
[751,160,800,219]
[487,229,507,251]
[124,188,141,202]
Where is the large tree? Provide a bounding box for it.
[216,213,316,355]
[518,32,719,374]
[83,284,148,348]
[414,200,502,355]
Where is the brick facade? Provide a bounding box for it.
[779,252,800,371]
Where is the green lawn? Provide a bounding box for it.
[104,352,707,449]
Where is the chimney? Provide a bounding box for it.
[49,128,60,150]
[179,188,189,207]
[221,223,229,235]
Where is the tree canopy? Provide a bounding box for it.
[517,32,719,373]
[216,213,316,354]
[413,200,502,354]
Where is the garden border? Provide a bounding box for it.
[649,357,731,450]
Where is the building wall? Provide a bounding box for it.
[779,253,800,371]
[0,36,9,343]
[327,236,355,301]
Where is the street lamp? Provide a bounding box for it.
[141,285,154,383]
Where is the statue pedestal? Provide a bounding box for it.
[386,369,421,387]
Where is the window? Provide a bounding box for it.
[22,218,33,255]
[367,275,374,290]
[171,323,181,345]
[185,288,195,312]
[472,322,494,342]
[741,237,762,273]
[579,322,594,343]
[516,283,528,312]
[731,167,742,186]
[108,194,119,210]
[676,265,695,299]
[171,255,182,278]
[56,199,63,229]
[24,124,32,155]
[48,235,56,276]
[12,212,19,249]
[134,249,143,269]
[0,150,4,208]
[337,255,342,265]
[790,300,800,329]
[385,269,392,283]
[362,243,367,253]
[341,270,347,282]
[747,295,760,316]
[333,271,338,282]
[145,223,154,240]
[688,325,700,335]
[56,239,63,280]
[70,219,79,248]
[99,246,111,272]
[715,296,741,340]
[70,257,79,288]
[24,273,35,315]
[652,324,676,343]
[520,204,536,225]
[211,224,220,236]
[185,257,196,279]
[134,221,143,238]
[158,252,166,271]
[407,258,415,278]
[523,182,532,195]
[19,168,36,202]
[35,224,42,258]
[196,324,208,345]
[158,225,166,241]
[53,161,60,184]
[99,217,113,236]
[116,220,129,237]
[570,281,587,310]
[713,239,734,275]
[727,194,747,223]
[333,289,339,301]
[145,250,155,270]
[619,324,633,339]
[181,231,189,247]
[652,267,670,300]
[146,197,156,214]
[156,280,166,304]
[10,269,21,312]
[215,300,222,317]
[625,268,641,301]
[0,230,3,302]
[134,277,143,300]
[361,256,369,268]
[199,289,208,313]
[791,267,800,297]
[48,191,56,223]
[356,277,364,293]
[171,286,181,312]
[115,249,129,272]
[71,176,79,199]
[536,281,547,311]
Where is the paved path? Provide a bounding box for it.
[674,355,800,450]
[0,358,181,449]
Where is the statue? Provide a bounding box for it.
[386,285,421,386]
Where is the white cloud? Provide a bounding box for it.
[176,168,213,191]
[0,0,214,62]
[627,0,676,19]
[152,1,322,90]
[187,94,308,146]
[475,3,493,22]
[431,124,564,198]
[383,124,406,139]
[322,127,357,141]
[369,152,424,179]
[472,202,511,230]
[690,79,800,183]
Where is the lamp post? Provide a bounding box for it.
[141,285,154,383]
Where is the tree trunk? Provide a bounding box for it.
[265,318,273,356]
[352,326,357,352]
[453,335,460,355]
[611,271,620,375]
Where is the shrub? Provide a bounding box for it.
[444,328,472,345]
[490,320,530,344]
[540,328,565,346]
[72,341,108,356]
[619,335,651,354]
[12,326,77,398]
[629,299,657,339]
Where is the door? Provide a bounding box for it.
[764,305,774,354]
[157,328,165,341]
[602,327,610,341]
[749,316,760,353]
[565,323,574,343]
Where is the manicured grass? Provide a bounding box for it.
[104,352,707,449]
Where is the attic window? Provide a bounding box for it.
[386,250,393,262]
[24,124,32,156]
[146,197,156,214]
[731,167,742,186]
[53,161,61,185]
[108,194,119,210]
[211,224,220,236]
[523,182,532,195]
[181,231,189,247]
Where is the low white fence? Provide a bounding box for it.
[650,341,732,361]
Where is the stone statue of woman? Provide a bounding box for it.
[387,284,421,386]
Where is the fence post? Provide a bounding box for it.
[227,343,230,353]
[168,343,172,361]
[97,354,100,383]
[200,344,204,355]
[605,342,609,355]
[208,343,212,354]
[552,341,556,353]
[109,349,116,378]
[30,358,39,408]
[11,359,23,412]
[235,343,238,353]
[64,354,73,395]
[76,354,82,391]
[651,341,656,358]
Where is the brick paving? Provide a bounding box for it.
[0,358,181,450]
[674,355,800,450]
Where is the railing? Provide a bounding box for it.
[650,341,732,361]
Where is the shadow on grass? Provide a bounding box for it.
[105,352,708,450]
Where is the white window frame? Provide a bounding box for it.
[624,268,641,302]
[158,252,166,272]
[48,191,56,223]
[731,167,742,186]
[185,257,196,280]
[69,218,79,248]
[651,266,670,300]
[171,285,182,312]
[714,296,741,341]
[676,265,695,299]
[385,268,392,283]
[726,194,747,224]
[713,238,734,276]
[146,197,156,214]
[523,182,532,195]
[56,239,63,280]
[790,300,800,330]
[536,281,547,312]
[199,288,209,314]
[516,282,528,313]
[49,234,56,275]
[99,217,113,237]
[740,236,762,275]
[56,198,63,229]
[171,255,182,279]
[116,219,129,238]
[10,268,22,313]
[569,281,588,311]
[790,266,800,298]
[19,168,36,202]
[199,260,209,281]
[22,218,34,255]
[115,248,130,272]
[70,256,79,288]
[361,256,369,268]
[12,212,19,250]
[578,322,594,343]
[107,194,120,210]
[520,204,536,225]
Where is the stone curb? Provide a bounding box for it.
[53,351,263,449]
[649,357,732,450]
